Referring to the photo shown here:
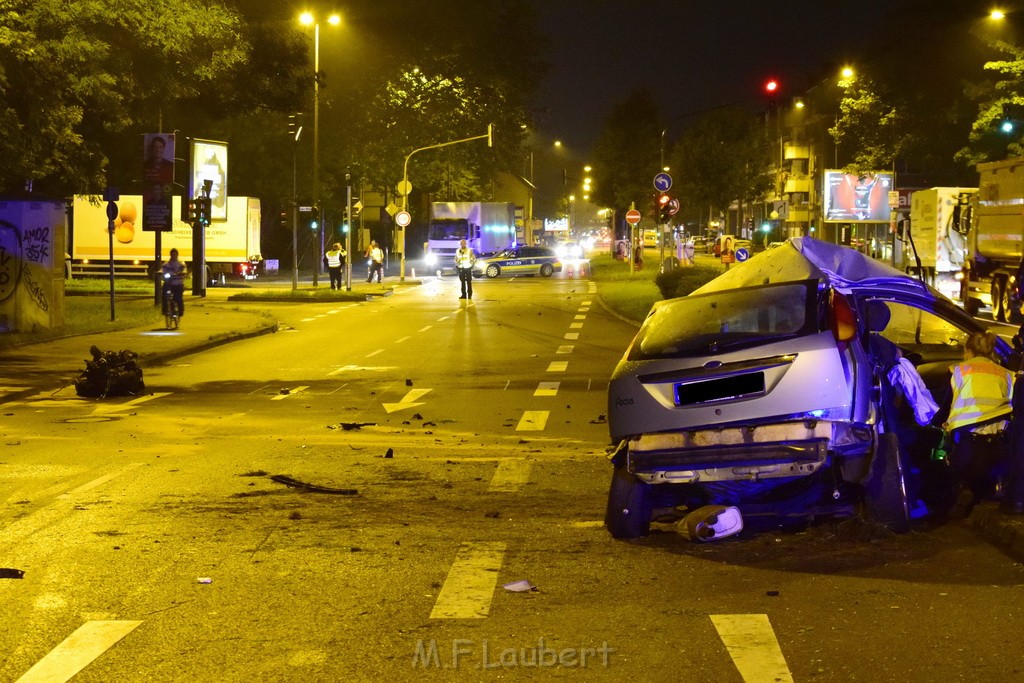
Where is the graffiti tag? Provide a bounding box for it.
[22,226,50,264]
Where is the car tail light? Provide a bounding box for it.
[829,290,856,345]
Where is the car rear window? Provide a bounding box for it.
[628,280,821,360]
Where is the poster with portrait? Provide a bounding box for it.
[142,133,175,232]
[190,139,229,222]
[822,170,894,223]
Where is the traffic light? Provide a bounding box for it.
[198,196,212,227]
[764,78,780,112]
[657,194,671,223]
[279,210,288,230]
[309,206,319,231]
[182,198,197,223]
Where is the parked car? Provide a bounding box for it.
[473,246,562,278]
[604,237,1011,538]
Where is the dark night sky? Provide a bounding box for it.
[532,0,914,156]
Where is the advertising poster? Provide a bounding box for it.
[190,139,229,222]
[823,171,894,222]
[142,133,175,232]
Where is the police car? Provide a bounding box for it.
[473,246,562,278]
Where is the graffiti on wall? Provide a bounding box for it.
[0,220,22,304]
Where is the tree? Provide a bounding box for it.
[962,39,1024,165]
[0,0,250,195]
[590,89,662,216]
[829,74,912,173]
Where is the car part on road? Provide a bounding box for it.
[605,465,653,538]
[73,346,145,398]
[677,505,744,541]
[269,474,358,495]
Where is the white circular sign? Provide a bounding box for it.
[395,210,412,227]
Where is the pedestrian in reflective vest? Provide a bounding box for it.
[942,331,1013,518]
[325,242,346,290]
[455,239,475,300]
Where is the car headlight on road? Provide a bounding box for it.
[425,253,437,266]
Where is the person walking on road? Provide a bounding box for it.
[325,242,346,290]
[160,248,186,318]
[366,241,384,283]
[455,239,476,299]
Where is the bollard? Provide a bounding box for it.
[411,268,416,278]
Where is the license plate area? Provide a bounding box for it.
[674,372,766,406]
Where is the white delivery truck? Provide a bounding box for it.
[424,202,516,274]
[71,195,261,283]
[902,187,975,301]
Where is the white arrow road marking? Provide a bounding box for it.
[516,410,549,431]
[271,386,309,401]
[488,460,532,492]
[564,333,580,340]
[556,345,574,354]
[534,382,559,397]
[383,388,433,413]
[546,361,568,372]
[430,542,506,619]
[710,614,794,683]
[16,620,143,683]
[91,392,171,415]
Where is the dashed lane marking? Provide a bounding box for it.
[581,300,592,305]
[534,382,559,397]
[546,361,568,372]
[488,459,532,492]
[438,315,450,321]
[430,542,506,619]
[418,325,433,333]
[16,620,143,683]
[556,345,574,354]
[91,392,171,415]
[516,410,549,431]
[395,336,411,343]
[300,317,316,322]
[574,314,587,320]
[328,365,396,375]
[569,322,584,329]
[710,614,794,683]
[564,333,580,340]
[366,349,384,358]
[271,386,309,401]
[62,463,146,498]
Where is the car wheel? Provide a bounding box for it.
[862,432,911,533]
[485,264,500,278]
[540,263,554,277]
[992,279,1007,322]
[605,466,653,539]
[1004,280,1023,324]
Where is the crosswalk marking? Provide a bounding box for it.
[546,361,568,372]
[430,542,506,619]
[488,459,532,492]
[534,382,559,397]
[516,410,549,431]
[711,614,793,683]
[16,620,142,683]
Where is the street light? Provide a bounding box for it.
[299,11,341,287]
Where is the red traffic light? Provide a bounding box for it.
[657,194,670,206]
[765,79,779,94]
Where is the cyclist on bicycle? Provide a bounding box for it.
[161,248,186,319]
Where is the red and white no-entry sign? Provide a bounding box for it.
[395,210,412,227]
[625,209,641,225]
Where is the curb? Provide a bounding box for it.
[142,321,280,366]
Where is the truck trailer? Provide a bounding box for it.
[71,195,261,284]
[961,158,1024,322]
[901,187,975,302]
[424,202,516,274]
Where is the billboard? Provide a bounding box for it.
[190,139,228,222]
[142,133,175,232]
[823,171,894,223]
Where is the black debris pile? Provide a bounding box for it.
[74,346,145,398]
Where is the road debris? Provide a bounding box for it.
[677,505,744,542]
[503,580,537,593]
[74,346,144,398]
[0,568,25,579]
[269,474,358,495]
[197,577,213,584]
[384,448,394,459]
[589,413,607,424]
[329,422,376,431]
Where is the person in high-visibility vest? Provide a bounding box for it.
[324,242,346,290]
[454,239,476,299]
[940,331,1013,518]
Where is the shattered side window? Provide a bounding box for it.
[877,301,970,348]
[629,280,821,360]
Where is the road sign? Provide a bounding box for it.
[105,201,118,221]
[667,198,680,216]
[654,172,673,192]
[397,180,413,196]
[395,210,412,227]
[735,248,750,262]
[625,209,642,225]
[385,202,399,217]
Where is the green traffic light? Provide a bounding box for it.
[1002,120,1015,134]
[311,221,318,230]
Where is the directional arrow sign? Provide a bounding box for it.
[654,172,673,192]
[383,388,432,413]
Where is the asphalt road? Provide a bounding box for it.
[2,276,1024,681]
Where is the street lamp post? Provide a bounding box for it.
[299,11,340,287]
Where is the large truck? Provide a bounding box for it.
[961,158,1024,322]
[71,195,261,283]
[423,202,516,274]
[900,187,975,302]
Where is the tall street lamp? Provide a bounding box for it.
[299,11,340,287]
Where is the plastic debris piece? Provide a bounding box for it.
[384,448,394,459]
[336,422,375,431]
[406,379,413,386]
[503,580,536,593]
[197,577,213,584]
[411,413,423,420]
[766,591,780,597]
[677,505,744,542]
[269,474,358,495]
[0,568,25,579]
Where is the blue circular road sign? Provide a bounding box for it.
[735,248,750,262]
[654,172,673,192]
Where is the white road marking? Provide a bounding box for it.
[430,542,506,619]
[582,300,592,305]
[534,382,559,397]
[419,325,433,333]
[91,392,171,415]
[516,410,549,431]
[300,317,316,322]
[710,614,794,683]
[365,349,384,358]
[271,385,309,400]
[569,322,584,329]
[574,314,587,320]
[547,361,568,372]
[556,345,574,354]
[383,388,433,414]
[437,315,450,321]
[328,365,396,375]
[488,460,532,492]
[16,620,143,683]
[564,332,580,340]
[395,336,411,343]
[61,463,146,498]
[327,309,340,314]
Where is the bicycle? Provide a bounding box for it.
[163,279,180,330]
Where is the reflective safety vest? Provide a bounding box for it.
[946,358,1013,431]
[455,247,476,269]
[325,249,343,268]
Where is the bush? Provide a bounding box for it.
[654,264,724,299]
